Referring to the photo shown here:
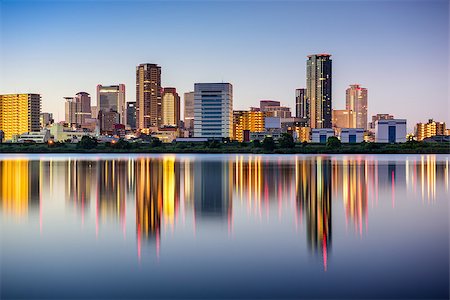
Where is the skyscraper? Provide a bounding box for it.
[295,88,308,119]
[194,83,233,139]
[161,87,180,128]
[136,63,161,130]
[184,91,194,130]
[0,94,41,140]
[64,92,91,127]
[126,102,137,130]
[306,54,332,128]
[97,84,126,125]
[346,84,368,129]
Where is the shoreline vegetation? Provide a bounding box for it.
[0,135,449,154]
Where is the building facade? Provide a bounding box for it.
[346,84,368,129]
[332,109,353,129]
[184,91,195,131]
[311,128,335,143]
[40,112,53,128]
[97,84,126,125]
[263,106,292,118]
[194,83,233,139]
[161,87,180,128]
[375,119,407,143]
[415,119,446,141]
[136,63,161,130]
[260,100,280,111]
[340,128,364,143]
[126,102,137,130]
[295,88,308,120]
[306,54,332,129]
[64,92,91,127]
[233,110,265,142]
[0,94,41,140]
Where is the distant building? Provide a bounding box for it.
[249,131,282,141]
[340,128,364,143]
[264,105,292,118]
[346,84,368,129]
[136,63,161,129]
[306,54,332,129]
[260,100,280,111]
[332,109,353,129]
[233,110,265,142]
[184,91,195,131]
[375,119,407,143]
[91,106,99,119]
[194,83,233,139]
[0,93,41,141]
[415,119,446,141]
[151,127,179,143]
[98,110,120,135]
[369,114,394,131]
[64,92,91,127]
[294,126,311,142]
[295,88,308,120]
[97,84,126,124]
[311,128,335,143]
[40,112,53,128]
[126,102,137,130]
[15,130,50,143]
[49,123,92,142]
[161,87,180,128]
[265,117,281,129]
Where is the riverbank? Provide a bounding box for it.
[0,140,449,154]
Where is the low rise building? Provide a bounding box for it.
[340,128,364,143]
[415,119,446,141]
[249,130,282,141]
[311,128,335,143]
[375,119,407,143]
[14,130,50,143]
[49,123,93,142]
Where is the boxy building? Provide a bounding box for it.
[375,119,407,143]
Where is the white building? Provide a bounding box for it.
[15,130,50,143]
[375,119,407,143]
[49,123,92,142]
[340,128,364,143]
[194,83,233,139]
[311,128,335,143]
[249,130,282,141]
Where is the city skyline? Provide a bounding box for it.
[0,1,448,131]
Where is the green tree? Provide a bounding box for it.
[151,137,162,147]
[112,139,131,150]
[252,139,261,148]
[279,133,295,148]
[326,136,341,148]
[262,136,275,151]
[77,136,98,149]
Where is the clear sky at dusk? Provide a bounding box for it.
[0,0,448,131]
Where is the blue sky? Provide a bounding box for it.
[0,0,448,130]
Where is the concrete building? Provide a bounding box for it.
[64,92,91,127]
[340,128,364,143]
[97,84,126,124]
[161,87,180,128]
[49,123,92,142]
[98,110,120,135]
[295,88,308,120]
[0,93,41,141]
[375,119,407,143]
[346,84,368,129]
[415,119,446,141]
[40,112,53,128]
[193,83,233,139]
[260,100,280,111]
[136,63,161,129]
[263,105,292,118]
[294,126,311,142]
[306,54,332,129]
[126,102,137,130]
[369,114,394,131]
[15,130,51,143]
[184,91,195,131]
[249,131,282,141]
[233,110,265,142]
[332,109,353,129]
[311,128,335,143]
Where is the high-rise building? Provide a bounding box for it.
[98,110,120,134]
[415,119,446,141]
[194,83,233,139]
[74,92,91,125]
[161,87,180,128]
[263,105,292,118]
[184,91,195,130]
[332,109,353,129]
[126,102,137,130]
[136,63,161,130]
[233,110,265,142]
[0,94,41,140]
[346,84,368,129]
[40,112,53,128]
[306,54,332,128]
[97,84,126,125]
[295,88,308,119]
[260,100,280,111]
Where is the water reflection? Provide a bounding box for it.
[1,154,448,272]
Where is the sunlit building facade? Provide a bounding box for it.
[0,93,41,140]
[233,110,265,142]
[306,54,332,129]
[136,63,162,130]
[161,87,180,128]
[332,109,353,129]
[346,84,368,130]
[97,84,126,125]
[194,83,233,139]
[126,102,137,130]
[415,119,446,141]
[184,91,195,131]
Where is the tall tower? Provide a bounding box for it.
[136,63,161,130]
[74,92,91,125]
[295,88,308,119]
[306,54,332,128]
[194,83,233,139]
[184,91,195,130]
[346,84,368,130]
[161,87,180,128]
[97,84,126,125]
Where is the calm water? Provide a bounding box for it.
[0,154,448,299]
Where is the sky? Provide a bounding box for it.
[0,0,448,131]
